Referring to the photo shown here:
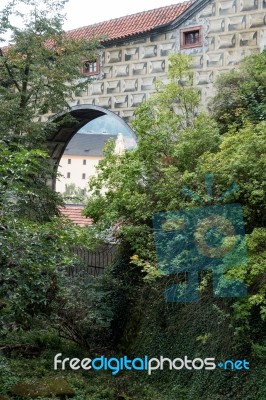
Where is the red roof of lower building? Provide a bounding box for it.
[67,2,192,42]
[59,205,93,227]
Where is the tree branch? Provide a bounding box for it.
[0,47,21,93]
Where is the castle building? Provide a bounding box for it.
[51,0,265,192]
[65,0,266,122]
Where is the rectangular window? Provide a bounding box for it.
[180,27,202,49]
[82,59,99,76]
[68,159,71,164]
[67,172,71,178]
[83,159,86,165]
[82,173,86,179]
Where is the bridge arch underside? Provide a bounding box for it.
[46,104,135,189]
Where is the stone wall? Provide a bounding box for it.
[178,0,266,105]
[66,0,266,122]
[69,33,175,123]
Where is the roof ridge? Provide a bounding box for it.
[66,1,191,34]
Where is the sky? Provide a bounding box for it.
[63,0,183,31]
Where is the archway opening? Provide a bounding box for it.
[47,105,136,197]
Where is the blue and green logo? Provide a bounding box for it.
[153,175,247,302]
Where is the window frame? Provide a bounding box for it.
[180,26,202,49]
[82,59,100,76]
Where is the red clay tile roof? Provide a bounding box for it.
[67,2,192,42]
[59,205,93,227]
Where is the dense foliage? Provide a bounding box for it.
[83,52,266,398]
[0,0,100,147]
[0,0,100,336]
[211,49,266,133]
[0,6,265,395]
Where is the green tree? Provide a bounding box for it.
[84,53,266,290]
[84,52,266,373]
[0,0,100,331]
[0,0,100,147]
[82,55,266,388]
[84,54,220,262]
[211,50,266,133]
[0,144,61,222]
[0,0,101,219]
[198,121,266,230]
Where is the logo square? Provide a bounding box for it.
[153,203,247,302]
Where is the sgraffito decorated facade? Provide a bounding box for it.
[65,0,266,122]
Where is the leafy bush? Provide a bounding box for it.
[211,50,266,133]
[56,263,129,350]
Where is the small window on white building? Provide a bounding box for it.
[180,26,202,49]
[83,159,86,165]
[82,173,86,179]
[68,159,71,164]
[67,172,71,178]
[82,59,99,76]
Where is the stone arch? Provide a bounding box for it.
[46,104,136,189]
